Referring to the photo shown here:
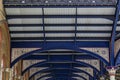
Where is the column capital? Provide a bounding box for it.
[106,66,118,76]
[106,66,118,70]
[106,66,118,80]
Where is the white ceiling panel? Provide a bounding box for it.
[45,33,74,37]
[77,33,111,37]
[44,18,75,24]
[11,34,43,37]
[45,26,75,31]
[9,27,43,31]
[5,8,42,15]
[77,18,113,24]
[8,19,42,24]
[77,26,112,31]
[44,8,76,15]
[77,8,115,15]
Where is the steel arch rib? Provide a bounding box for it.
[11,46,108,67]
[36,73,86,80]
[109,0,120,66]
[22,60,99,75]
[29,68,93,80]
[46,77,78,80]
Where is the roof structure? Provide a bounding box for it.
[2,0,120,80]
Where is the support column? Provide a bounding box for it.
[106,66,117,80]
[0,0,11,80]
[13,60,23,80]
[0,68,13,80]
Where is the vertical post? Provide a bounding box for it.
[109,0,120,66]
[42,7,46,48]
[107,0,120,80]
[74,7,77,47]
[0,0,11,80]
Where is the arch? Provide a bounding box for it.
[11,46,109,67]
[22,60,99,75]
[29,68,93,80]
[115,49,120,66]
[36,73,86,80]
[46,77,78,80]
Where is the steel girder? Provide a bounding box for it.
[29,68,93,80]
[11,43,109,67]
[36,73,86,80]
[22,60,99,75]
[109,0,120,66]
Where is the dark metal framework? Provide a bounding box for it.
[36,72,87,80]
[3,0,120,80]
[21,54,100,80]
[29,68,94,80]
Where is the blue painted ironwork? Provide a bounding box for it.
[36,73,86,80]
[8,23,118,27]
[7,15,114,20]
[109,0,120,66]
[5,1,118,79]
[29,68,93,80]
[11,37,110,41]
[23,55,97,60]
[11,44,109,67]
[47,77,78,80]
[11,41,109,48]
[11,30,107,34]
[22,60,99,75]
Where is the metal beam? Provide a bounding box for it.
[46,77,78,80]
[36,73,86,80]
[22,61,99,75]
[11,42,109,67]
[7,15,114,20]
[29,68,93,80]
[11,41,109,48]
[8,23,118,27]
[42,7,46,46]
[109,0,120,66]
[11,37,110,41]
[10,31,120,34]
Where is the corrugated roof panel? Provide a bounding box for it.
[77,18,113,24]
[44,8,76,15]
[5,8,42,15]
[8,18,42,24]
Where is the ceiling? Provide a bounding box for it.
[3,0,120,80]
